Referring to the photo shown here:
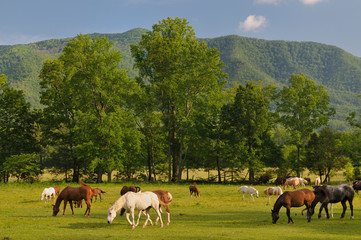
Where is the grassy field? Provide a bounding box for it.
[1,182,361,240]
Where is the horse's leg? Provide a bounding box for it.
[154,206,163,228]
[131,209,136,229]
[318,203,324,219]
[349,200,354,219]
[286,207,293,224]
[324,203,330,219]
[250,194,254,201]
[69,200,74,216]
[165,205,170,225]
[267,195,270,205]
[340,201,347,219]
[142,209,151,228]
[62,200,68,216]
[135,210,142,226]
[330,203,334,218]
[84,199,91,217]
[125,212,133,226]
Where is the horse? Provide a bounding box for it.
[41,188,56,202]
[264,187,283,204]
[107,191,163,229]
[299,178,308,187]
[189,183,200,197]
[238,186,259,201]
[52,181,93,217]
[119,190,173,226]
[51,186,60,196]
[310,185,354,220]
[91,187,106,203]
[271,188,315,224]
[120,186,141,196]
[152,190,173,225]
[283,177,300,189]
[315,176,321,186]
[275,176,287,185]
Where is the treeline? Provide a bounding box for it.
[1,17,361,184]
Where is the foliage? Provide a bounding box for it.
[131,17,227,181]
[3,153,41,182]
[275,74,335,176]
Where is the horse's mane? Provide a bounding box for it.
[110,194,126,212]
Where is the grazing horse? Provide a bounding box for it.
[91,187,106,203]
[41,188,56,202]
[107,191,163,229]
[238,186,259,201]
[310,185,354,220]
[283,177,300,190]
[271,189,315,224]
[52,181,93,217]
[189,183,200,197]
[275,176,287,185]
[52,186,60,197]
[120,186,141,196]
[264,187,283,204]
[152,190,173,225]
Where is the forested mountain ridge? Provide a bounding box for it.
[1,28,360,130]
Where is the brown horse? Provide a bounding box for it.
[189,183,200,197]
[52,186,60,197]
[120,186,141,196]
[152,190,173,225]
[52,181,93,217]
[271,188,315,224]
[91,187,106,203]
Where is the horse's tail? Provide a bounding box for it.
[79,180,87,186]
[101,190,106,193]
[135,186,141,192]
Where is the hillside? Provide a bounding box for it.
[1,28,360,130]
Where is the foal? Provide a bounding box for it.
[189,183,200,197]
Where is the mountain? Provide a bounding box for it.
[0,28,360,130]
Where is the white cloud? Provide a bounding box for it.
[254,0,282,5]
[299,0,325,5]
[238,15,268,32]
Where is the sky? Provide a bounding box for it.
[1,0,361,57]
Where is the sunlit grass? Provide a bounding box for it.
[1,182,360,240]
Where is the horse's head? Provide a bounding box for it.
[52,204,59,216]
[255,190,259,198]
[271,209,279,224]
[107,207,116,224]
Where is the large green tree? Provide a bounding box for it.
[40,35,139,182]
[131,17,227,182]
[275,74,335,177]
[0,74,39,182]
[221,81,275,182]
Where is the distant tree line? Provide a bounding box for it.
[1,17,361,183]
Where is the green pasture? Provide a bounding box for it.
[1,183,361,240]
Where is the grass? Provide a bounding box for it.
[1,182,361,240]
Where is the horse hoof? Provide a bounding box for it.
[351,216,354,220]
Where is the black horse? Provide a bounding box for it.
[310,184,354,220]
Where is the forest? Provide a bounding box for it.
[1,17,361,184]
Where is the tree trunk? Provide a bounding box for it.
[296,145,301,177]
[216,147,222,183]
[107,171,112,183]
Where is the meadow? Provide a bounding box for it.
[1,182,361,240]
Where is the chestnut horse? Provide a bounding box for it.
[271,188,315,224]
[120,186,141,196]
[189,183,200,197]
[91,187,106,203]
[52,186,60,196]
[52,181,93,217]
[152,190,173,225]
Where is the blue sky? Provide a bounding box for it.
[1,0,361,57]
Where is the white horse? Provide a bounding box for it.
[107,191,163,229]
[264,187,283,204]
[238,186,259,201]
[315,176,321,186]
[41,187,56,202]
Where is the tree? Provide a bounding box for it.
[305,127,349,183]
[0,74,39,182]
[221,81,275,182]
[275,74,335,177]
[3,153,41,182]
[131,17,227,182]
[40,34,139,182]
